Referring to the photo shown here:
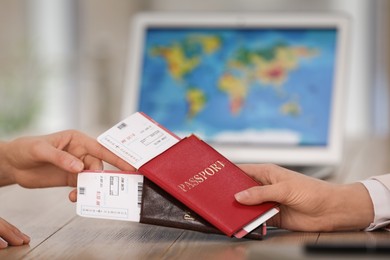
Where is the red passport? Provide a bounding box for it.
[139,134,279,237]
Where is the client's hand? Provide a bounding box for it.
[235,164,374,231]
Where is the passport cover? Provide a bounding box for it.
[139,134,278,237]
[140,177,264,239]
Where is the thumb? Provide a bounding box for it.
[37,145,84,173]
[69,189,77,202]
[235,184,283,205]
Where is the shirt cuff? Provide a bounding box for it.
[360,179,390,231]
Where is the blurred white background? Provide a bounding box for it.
[0,0,389,139]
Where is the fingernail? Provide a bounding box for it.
[234,190,248,202]
[21,233,31,244]
[70,160,84,172]
[0,237,8,248]
[13,229,30,244]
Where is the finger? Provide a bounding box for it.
[32,143,84,173]
[0,219,30,246]
[94,146,134,171]
[0,237,8,249]
[83,155,103,171]
[238,164,280,185]
[239,163,296,186]
[69,189,77,202]
[79,134,135,171]
[67,171,78,187]
[234,184,285,205]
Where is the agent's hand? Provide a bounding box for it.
[235,164,374,232]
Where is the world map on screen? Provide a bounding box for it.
[138,28,337,146]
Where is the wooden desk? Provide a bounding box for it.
[1,137,390,259]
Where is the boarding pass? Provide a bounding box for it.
[76,171,143,221]
[97,112,180,169]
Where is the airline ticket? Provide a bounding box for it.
[97,112,180,169]
[76,171,143,221]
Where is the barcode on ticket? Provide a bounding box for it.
[117,122,127,130]
[79,187,86,195]
[137,182,143,208]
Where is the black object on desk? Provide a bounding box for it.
[305,243,390,255]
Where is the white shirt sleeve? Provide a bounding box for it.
[359,179,390,231]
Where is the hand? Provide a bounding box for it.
[0,218,30,249]
[0,130,134,200]
[234,164,374,232]
[0,130,134,249]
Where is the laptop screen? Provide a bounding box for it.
[137,27,338,148]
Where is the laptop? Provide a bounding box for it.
[121,12,350,178]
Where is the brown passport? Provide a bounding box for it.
[140,177,264,240]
